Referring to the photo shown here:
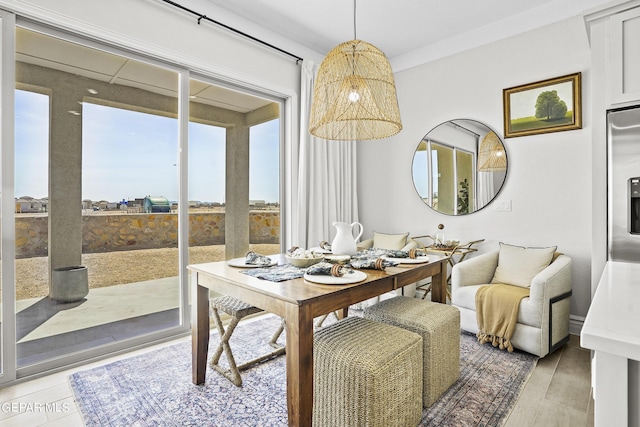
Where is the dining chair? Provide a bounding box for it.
[209,296,285,387]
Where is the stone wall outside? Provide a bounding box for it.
[14,211,280,259]
[15,216,49,258]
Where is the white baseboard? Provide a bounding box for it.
[570,314,585,336]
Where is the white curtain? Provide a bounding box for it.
[294,59,359,249]
[476,171,495,210]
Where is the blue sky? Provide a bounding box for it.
[15,90,280,203]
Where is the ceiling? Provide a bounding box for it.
[16,27,274,114]
[197,0,612,70]
[16,0,613,114]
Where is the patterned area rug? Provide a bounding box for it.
[69,314,537,426]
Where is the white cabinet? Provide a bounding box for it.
[585,1,640,108]
[581,261,640,427]
[611,7,640,105]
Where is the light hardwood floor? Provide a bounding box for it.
[0,332,593,427]
[506,334,594,427]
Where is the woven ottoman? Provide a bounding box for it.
[313,316,423,427]
[364,296,460,407]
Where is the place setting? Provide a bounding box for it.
[380,248,430,264]
[285,245,412,285]
[303,263,367,285]
[226,250,278,268]
[225,245,426,285]
[301,254,415,285]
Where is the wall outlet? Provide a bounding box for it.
[494,199,512,212]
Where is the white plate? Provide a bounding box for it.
[304,270,367,285]
[309,246,332,254]
[382,255,430,264]
[227,257,277,268]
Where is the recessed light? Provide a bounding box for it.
[87,88,98,94]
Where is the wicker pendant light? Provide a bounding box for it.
[308,1,402,140]
[477,131,507,172]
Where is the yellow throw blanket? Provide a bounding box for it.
[475,284,530,352]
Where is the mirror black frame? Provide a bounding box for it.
[411,119,508,215]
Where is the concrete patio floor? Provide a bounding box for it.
[14,277,185,367]
[10,270,425,368]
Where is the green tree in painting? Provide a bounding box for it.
[534,90,568,121]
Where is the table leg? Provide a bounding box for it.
[192,282,210,385]
[285,304,314,426]
[430,261,448,304]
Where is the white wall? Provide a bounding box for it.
[357,16,594,319]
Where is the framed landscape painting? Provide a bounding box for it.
[503,72,582,138]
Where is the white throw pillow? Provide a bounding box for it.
[491,242,557,288]
[372,231,409,250]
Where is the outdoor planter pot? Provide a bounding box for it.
[50,265,89,302]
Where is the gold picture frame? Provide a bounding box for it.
[503,72,582,138]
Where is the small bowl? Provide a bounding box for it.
[286,254,324,268]
[323,254,351,265]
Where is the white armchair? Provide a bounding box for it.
[451,247,572,357]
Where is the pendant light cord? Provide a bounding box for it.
[353,0,357,40]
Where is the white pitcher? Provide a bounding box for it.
[331,221,363,255]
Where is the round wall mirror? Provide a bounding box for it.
[411,119,507,215]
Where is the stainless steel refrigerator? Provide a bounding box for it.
[608,106,640,262]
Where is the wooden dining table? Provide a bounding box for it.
[188,253,449,427]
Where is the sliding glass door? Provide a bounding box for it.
[187,76,281,266]
[0,10,15,381]
[426,141,474,215]
[0,16,285,384]
[13,25,186,370]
